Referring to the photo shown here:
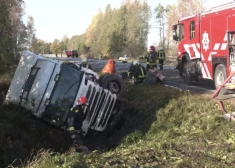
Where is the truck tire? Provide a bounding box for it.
[214,64,229,95]
[98,74,124,97]
[182,60,193,85]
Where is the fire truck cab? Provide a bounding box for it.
[173,2,235,93]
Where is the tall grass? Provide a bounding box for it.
[20,83,235,168]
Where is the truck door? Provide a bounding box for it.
[200,15,213,79]
[189,19,200,59]
[21,60,56,113]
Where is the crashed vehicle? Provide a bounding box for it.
[4,51,124,136]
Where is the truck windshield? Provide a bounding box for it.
[44,63,83,124]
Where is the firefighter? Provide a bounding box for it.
[81,58,92,70]
[139,45,158,71]
[128,60,146,84]
[158,47,165,70]
[66,97,89,152]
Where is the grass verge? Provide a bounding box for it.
[13,83,235,167]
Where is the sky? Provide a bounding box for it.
[23,0,233,46]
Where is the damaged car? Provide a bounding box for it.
[4,51,125,136]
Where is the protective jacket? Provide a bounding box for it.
[158,49,165,60]
[140,51,158,70]
[66,105,84,146]
[158,49,165,70]
[128,64,146,84]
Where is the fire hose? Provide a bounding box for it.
[211,71,235,120]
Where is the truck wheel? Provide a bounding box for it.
[98,74,124,97]
[182,61,193,85]
[214,64,229,95]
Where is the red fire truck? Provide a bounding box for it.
[173,2,235,93]
[65,50,79,58]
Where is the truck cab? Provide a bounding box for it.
[173,2,235,93]
[4,51,124,136]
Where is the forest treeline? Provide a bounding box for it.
[0,0,207,68]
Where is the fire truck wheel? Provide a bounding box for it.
[182,61,193,85]
[98,74,124,97]
[214,64,229,95]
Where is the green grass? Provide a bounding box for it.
[2,69,235,167]
[15,83,235,168]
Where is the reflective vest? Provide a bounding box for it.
[138,66,146,79]
[146,52,157,66]
[128,64,146,79]
[158,50,165,59]
[66,107,84,134]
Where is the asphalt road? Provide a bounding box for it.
[53,57,217,94]
[90,59,216,94]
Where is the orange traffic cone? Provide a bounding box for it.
[101,58,116,74]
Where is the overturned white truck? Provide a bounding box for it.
[4,51,124,136]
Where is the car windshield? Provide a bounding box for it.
[44,63,83,124]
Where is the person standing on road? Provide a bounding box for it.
[158,47,165,70]
[66,97,89,152]
[128,60,146,84]
[81,58,92,70]
[139,45,158,71]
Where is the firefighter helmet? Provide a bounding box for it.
[77,97,88,105]
[81,57,87,62]
[133,60,139,66]
[149,45,155,51]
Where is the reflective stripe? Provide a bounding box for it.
[146,62,150,65]
[86,64,89,68]
[158,51,164,59]
[70,108,73,111]
[138,67,146,78]
[75,110,79,113]
[67,127,80,133]
[67,127,75,131]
